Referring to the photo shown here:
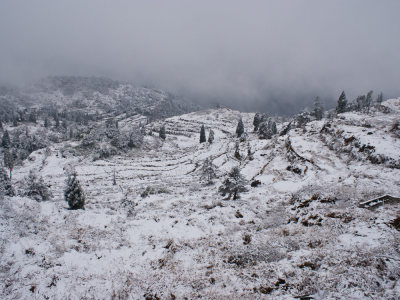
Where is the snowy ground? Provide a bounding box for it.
[1,102,400,299]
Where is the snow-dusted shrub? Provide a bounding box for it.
[93,142,117,160]
[390,120,400,138]
[141,186,153,198]
[128,127,144,148]
[9,128,48,163]
[227,245,285,267]
[64,171,85,210]
[140,185,169,198]
[24,170,51,201]
[110,132,127,149]
[81,131,96,148]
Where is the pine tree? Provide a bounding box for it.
[44,118,49,128]
[64,172,85,210]
[253,113,261,132]
[356,95,366,111]
[313,96,324,120]
[236,118,244,137]
[3,148,14,179]
[0,167,14,196]
[24,170,51,201]
[200,125,206,143]
[271,120,277,135]
[218,167,248,200]
[258,118,277,139]
[234,141,241,160]
[159,124,166,140]
[112,169,117,186]
[365,90,373,113]
[336,91,347,114]
[2,130,11,148]
[83,114,89,126]
[376,92,383,104]
[208,129,215,144]
[0,120,3,131]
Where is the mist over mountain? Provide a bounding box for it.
[1,1,400,114]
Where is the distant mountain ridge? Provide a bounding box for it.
[0,76,199,121]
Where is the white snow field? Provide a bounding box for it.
[1,100,400,299]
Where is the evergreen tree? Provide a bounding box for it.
[236,118,244,137]
[234,141,241,160]
[279,121,292,136]
[2,130,11,148]
[201,157,217,184]
[313,96,324,120]
[0,167,14,196]
[200,125,206,143]
[376,92,383,104]
[218,167,248,200]
[159,124,166,140]
[295,112,311,128]
[253,113,261,132]
[247,142,254,160]
[0,120,3,131]
[55,117,60,129]
[112,169,117,186]
[64,172,85,210]
[365,90,373,113]
[258,118,277,139]
[271,120,277,134]
[336,91,347,114]
[28,112,37,123]
[208,129,215,144]
[44,118,49,128]
[24,170,51,201]
[356,95,366,111]
[83,114,89,126]
[3,148,14,179]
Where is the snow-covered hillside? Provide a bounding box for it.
[1,100,399,299]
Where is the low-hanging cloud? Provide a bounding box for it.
[1,0,399,114]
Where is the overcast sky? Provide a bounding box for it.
[0,0,399,113]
